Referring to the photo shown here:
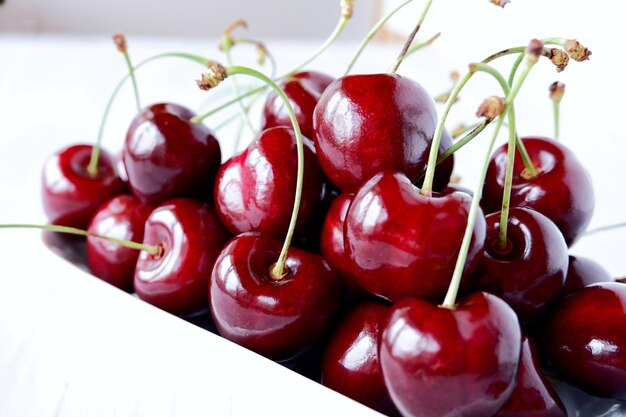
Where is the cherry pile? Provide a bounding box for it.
[16,1,626,416]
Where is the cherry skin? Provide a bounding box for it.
[134,198,230,316]
[123,103,221,206]
[495,334,566,417]
[543,282,626,400]
[467,208,568,325]
[344,170,486,302]
[482,137,594,246]
[214,127,325,239]
[380,292,521,417]
[313,74,437,192]
[321,302,397,415]
[210,233,341,361]
[563,255,613,295]
[42,144,125,229]
[261,70,335,139]
[86,194,153,292]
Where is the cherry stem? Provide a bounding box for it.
[344,0,413,75]
[390,0,434,74]
[222,33,256,134]
[584,222,626,236]
[553,99,561,140]
[405,32,441,58]
[87,51,211,177]
[442,115,505,309]
[116,35,142,113]
[550,82,565,141]
[0,224,162,256]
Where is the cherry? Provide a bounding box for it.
[380,292,521,417]
[563,255,613,295]
[123,103,221,206]
[87,194,152,292]
[495,334,566,417]
[542,282,626,400]
[321,302,397,414]
[209,233,341,361]
[482,137,594,246]
[261,70,335,139]
[467,207,568,325]
[42,144,125,229]
[214,126,325,239]
[313,74,437,192]
[344,170,486,302]
[134,198,230,315]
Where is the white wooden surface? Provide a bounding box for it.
[0,31,625,416]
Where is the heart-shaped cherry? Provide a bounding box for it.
[542,282,626,400]
[134,198,230,315]
[495,334,566,417]
[482,137,594,246]
[344,170,486,302]
[380,292,521,417]
[261,70,334,139]
[321,302,398,415]
[209,233,341,361]
[87,194,152,292]
[42,144,125,229]
[123,103,221,206]
[467,207,568,325]
[313,74,437,192]
[214,126,325,239]
[563,255,613,295]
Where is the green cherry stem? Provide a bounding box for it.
[344,0,413,75]
[222,33,255,134]
[442,115,505,309]
[405,32,441,58]
[0,224,162,256]
[197,64,304,280]
[550,81,565,141]
[113,34,141,112]
[390,0,434,74]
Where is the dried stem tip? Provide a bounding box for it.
[549,81,565,103]
[225,19,248,35]
[341,0,354,19]
[564,39,591,61]
[476,96,505,121]
[196,62,228,90]
[489,0,511,7]
[548,48,569,72]
[527,39,544,60]
[256,41,268,66]
[112,33,127,53]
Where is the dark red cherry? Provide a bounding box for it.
[543,282,626,400]
[495,334,566,417]
[344,170,486,302]
[563,255,613,295]
[380,292,521,417]
[482,137,594,246]
[321,302,397,414]
[134,198,230,315]
[467,208,568,325]
[214,127,325,239]
[261,70,334,139]
[210,233,341,361]
[313,74,437,192]
[42,144,125,229]
[86,194,152,292]
[123,103,221,206]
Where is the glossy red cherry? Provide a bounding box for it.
[123,103,221,206]
[482,137,594,246]
[495,334,566,417]
[210,233,341,361]
[321,302,397,414]
[313,74,437,192]
[563,255,613,295]
[543,282,626,400]
[42,144,125,229]
[134,198,230,315]
[344,170,486,302]
[87,194,152,292]
[261,70,334,139]
[214,127,325,239]
[380,292,521,417]
[467,208,568,325]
